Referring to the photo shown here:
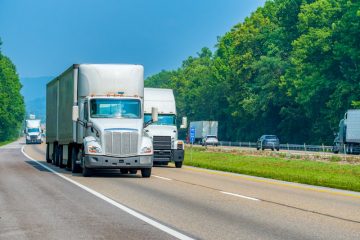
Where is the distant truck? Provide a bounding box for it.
[25,118,42,144]
[46,64,157,177]
[144,88,186,168]
[333,110,360,154]
[189,121,218,144]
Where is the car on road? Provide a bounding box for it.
[257,135,280,151]
[202,135,219,146]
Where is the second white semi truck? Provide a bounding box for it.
[25,117,42,144]
[46,64,157,177]
[189,121,218,144]
[333,109,360,154]
[144,88,186,168]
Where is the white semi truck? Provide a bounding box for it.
[144,88,186,168]
[46,64,157,177]
[189,121,218,144]
[333,109,360,154]
[25,117,42,144]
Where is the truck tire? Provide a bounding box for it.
[71,146,82,173]
[129,169,137,174]
[55,145,60,167]
[141,168,151,178]
[58,145,65,168]
[46,144,51,163]
[175,161,183,168]
[52,143,58,165]
[82,167,92,177]
[120,169,128,174]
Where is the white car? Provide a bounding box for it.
[202,135,219,146]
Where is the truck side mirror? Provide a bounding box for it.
[180,117,187,129]
[152,107,158,123]
[72,106,79,122]
[23,129,26,134]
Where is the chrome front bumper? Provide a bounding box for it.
[84,154,153,169]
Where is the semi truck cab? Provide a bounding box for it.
[144,88,187,168]
[76,96,154,173]
[46,64,155,177]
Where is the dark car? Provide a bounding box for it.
[257,135,280,151]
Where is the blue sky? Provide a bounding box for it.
[0,0,265,78]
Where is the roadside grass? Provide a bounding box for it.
[0,139,14,147]
[184,149,360,192]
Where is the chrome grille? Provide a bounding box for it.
[153,136,171,150]
[104,130,138,156]
[153,136,172,161]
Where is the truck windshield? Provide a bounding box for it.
[90,99,141,119]
[144,114,176,125]
[28,128,40,133]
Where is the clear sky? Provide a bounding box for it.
[0,0,266,78]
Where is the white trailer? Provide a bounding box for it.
[46,64,157,177]
[144,88,186,168]
[334,109,360,154]
[25,119,42,144]
[189,121,218,144]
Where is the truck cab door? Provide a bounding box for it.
[77,101,87,143]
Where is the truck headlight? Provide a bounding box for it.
[140,146,152,154]
[140,156,152,164]
[37,134,42,139]
[88,145,102,154]
[177,141,184,150]
[26,136,30,140]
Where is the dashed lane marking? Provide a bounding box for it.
[21,147,195,240]
[153,175,172,181]
[220,191,260,201]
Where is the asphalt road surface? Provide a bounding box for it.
[1,140,359,239]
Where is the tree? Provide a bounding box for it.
[0,39,25,141]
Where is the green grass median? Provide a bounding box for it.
[184,148,360,192]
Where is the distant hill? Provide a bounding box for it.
[21,76,53,122]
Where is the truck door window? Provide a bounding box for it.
[84,101,89,121]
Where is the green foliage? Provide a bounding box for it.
[0,38,25,141]
[145,0,360,144]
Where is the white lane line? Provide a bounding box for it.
[153,175,172,181]
[220,191,260,201]
[21,147,194,240]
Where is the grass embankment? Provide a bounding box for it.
[184,148,360,192]
[0,140,14,147]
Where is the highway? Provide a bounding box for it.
[1,140,359,239]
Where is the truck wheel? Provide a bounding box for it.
[71,146,82,173]
[52,143,58,165]
[141,168,151,178]
[55,145,61,166]
[129,169,137,174]
[82,167,92,177]
[175,161,183,168]
[120,169,128,174]
[58,145,65,168]
[46,144,51,163]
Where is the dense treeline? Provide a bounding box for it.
[145,0,360,144]
[0,38,25,141]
